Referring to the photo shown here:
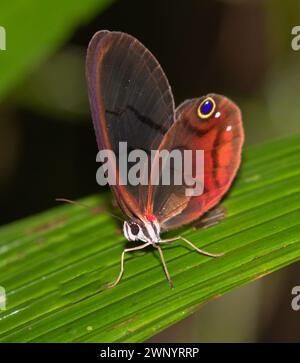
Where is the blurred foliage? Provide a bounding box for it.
[0,0,113,102]
[1,135,300,341]
[14,47,89,122]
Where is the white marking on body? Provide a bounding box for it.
[145,222,159,243]
[123,219,161,244]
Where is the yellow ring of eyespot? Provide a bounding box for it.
[197,97,216,119]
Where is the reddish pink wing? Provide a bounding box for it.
[146,94,244,230]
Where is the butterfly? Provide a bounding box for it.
[86,30,244,288]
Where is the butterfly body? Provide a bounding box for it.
[123,218,160,244]
[86,30,244,288]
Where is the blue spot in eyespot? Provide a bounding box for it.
[200,99,214,115]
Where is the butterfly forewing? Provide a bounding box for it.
[86,31,175,219]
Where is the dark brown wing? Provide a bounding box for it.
[86,30,175,219]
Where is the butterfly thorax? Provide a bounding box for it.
[123,218,161,244]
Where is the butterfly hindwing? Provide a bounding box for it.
[147,94,244,230]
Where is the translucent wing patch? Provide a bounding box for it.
[147,94,244,230]
[86,31,175,219]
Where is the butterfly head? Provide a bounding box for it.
[123,217,160,244]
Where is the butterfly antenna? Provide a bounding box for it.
[55,198,124,222]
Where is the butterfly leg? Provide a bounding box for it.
[192,206,226,230]
[160,236,224,257]
[153,244,174,289]
[107,242,151,288]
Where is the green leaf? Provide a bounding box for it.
[0,0,113,101]
[0,134,300,342]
